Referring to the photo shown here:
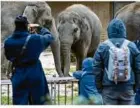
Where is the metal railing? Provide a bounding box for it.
[1,77,79,105]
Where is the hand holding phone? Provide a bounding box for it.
[28,24,40,34]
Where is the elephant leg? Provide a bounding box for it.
[76,56,85,70]
[50,39,64,77]
[76,57,80,70]
[87,49,96,57]
[75,45,89,70]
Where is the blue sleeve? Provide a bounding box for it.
[134,40,140,51]
[93,43,105,73]
[93,43,105,92]
[39,27,54,50]
[129,42,140,89]
[4,37,14,62]
[73,71,83,79]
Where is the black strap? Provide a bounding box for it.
[12,35,31,67]
[20,35,31,55]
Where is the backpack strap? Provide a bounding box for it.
[121,40,130,48]
[104,39,115,48]
[105,39,130,48]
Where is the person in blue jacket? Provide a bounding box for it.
[134,34,140,105]
[4,15,54,105]
[93,18,140,105]
[73,57,103,105]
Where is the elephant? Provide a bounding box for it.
[1,1,63,79]
[57,4,102,76]
[115,2,140,41]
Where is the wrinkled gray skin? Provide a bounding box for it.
[57,4,102,76]
[1,2,63,79]
[115,2,140,41]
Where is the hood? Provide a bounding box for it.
[82,57,93,72]
[107,18,126,39]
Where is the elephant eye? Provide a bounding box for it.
[57,26,60,32]
[45,20,52,25]
[73,27,78,33]
[73,18,78,23]
[60,20,65,24]
[43,20,52,30]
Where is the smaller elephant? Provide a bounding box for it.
[57,4,102,76]
[115,2,140,41]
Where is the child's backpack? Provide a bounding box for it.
[105,39,131,84]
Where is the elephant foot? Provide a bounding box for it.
[58,73,64,77]
[64,73,71,77]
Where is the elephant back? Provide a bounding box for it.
[115,3,140,41]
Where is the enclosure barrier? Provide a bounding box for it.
[1,77,79,105]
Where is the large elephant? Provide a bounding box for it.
[1,1,63,79]
[57,4,102,76]
[115,2,140,41]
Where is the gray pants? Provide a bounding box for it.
[102,88,135,105]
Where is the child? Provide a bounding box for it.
[73,57,103,105]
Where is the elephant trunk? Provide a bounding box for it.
[50,18,64,77]
[61,43,71,76]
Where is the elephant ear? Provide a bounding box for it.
[57,11,67,24]
[70,12,89,34]
[80,17,89,32]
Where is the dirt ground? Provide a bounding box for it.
[39,51,76,77]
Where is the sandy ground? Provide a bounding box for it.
[39,51,76,76]
[39,51,55,69]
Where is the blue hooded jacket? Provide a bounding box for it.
[73,58,99,99]
[93,19,140,92]
[4,27,54,104]
[134,31,140,105]
[134,40,140,51]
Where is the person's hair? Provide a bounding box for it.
[14,15,29,31]
[15,22,28,31]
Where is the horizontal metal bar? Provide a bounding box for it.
[1,77,79,85]
[1,77,79,105]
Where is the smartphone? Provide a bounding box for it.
[28,24,40,34]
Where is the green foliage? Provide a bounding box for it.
[44,68,55,75]
[1,95,78,105]
[55,95,77,105]
[69,66,76,73]
[71,53,76,63]
[1,96,12,105]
